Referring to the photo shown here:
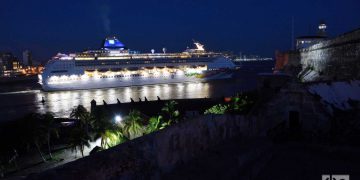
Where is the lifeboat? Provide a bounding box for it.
[110,68,123,72]
[97,69,108,73]
[127,67,139,71]
[145,66,154,69]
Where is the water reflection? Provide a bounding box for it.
[35,82,210,118]
[1,64,275,122]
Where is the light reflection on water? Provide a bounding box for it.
[0,61,276,122]
[0,68,272,122]
[34,82,210,118]
[0,62,275,122]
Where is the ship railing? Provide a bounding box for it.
[70,52,223,61]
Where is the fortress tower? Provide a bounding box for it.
[318,20,327,37]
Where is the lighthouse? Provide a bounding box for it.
[318,20,327,37]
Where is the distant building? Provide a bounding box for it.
[0,58,3,76]
[22,50,32,66]
[0,53,16,70]
[0,52,21,76]
[295,21,327,50]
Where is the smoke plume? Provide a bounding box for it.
[100,3,111,34]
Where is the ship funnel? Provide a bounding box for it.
[194,42,205,51]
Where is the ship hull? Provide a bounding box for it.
[41,71,233,91]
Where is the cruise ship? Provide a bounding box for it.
[39,37,236,91]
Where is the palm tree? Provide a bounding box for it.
[70,105,94,135]
[229,94,253,114]
[68,126,90,158]
[80,113,95,135]
[145,115,163,134]
[33,135,47,162]
[204,104,229,115]
[40,112,59,159]
[101,129,127,148]
[22,113,47,162]
[91,110,121,149]
[161,100,180,125]
[69,106,96,157]
[95,118,119,148]
[70,105,88,120]
[122,110,144,140]
[28,114,46,162]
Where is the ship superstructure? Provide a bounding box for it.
[39,37,235,91]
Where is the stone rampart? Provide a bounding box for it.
[28,115,254,179]
[300,28,360,81]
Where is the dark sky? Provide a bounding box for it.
[1,0,360,61]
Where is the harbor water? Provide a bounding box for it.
[0,61,274,122]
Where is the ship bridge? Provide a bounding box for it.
[102,37,126,50]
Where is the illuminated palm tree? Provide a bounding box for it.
[93,113,119,148]
[101,129,127,148]
[122,110,144,140]
[204,104,229,115]
[69,106,96,157]
[145,115,163,134]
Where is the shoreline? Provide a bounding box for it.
[0,75,38,84]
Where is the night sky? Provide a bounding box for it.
[1,0,360,62]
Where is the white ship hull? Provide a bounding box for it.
[40,37,237,91]
[42,72,233,91]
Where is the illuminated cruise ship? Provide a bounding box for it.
[39,37,236,91]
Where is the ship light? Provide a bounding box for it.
[60,75,68,81]
[186,69,194,74]
[50,76,59,81]
[186,68,203,74]
[124,72,131,77]
[70,75,78,80]
[142,72,149,78]
[163,71,170,76]
[81,74,89,81]
[94,74,101,79]
[176,70,184,76]
[38,74,43,84]
[153,71,160,77]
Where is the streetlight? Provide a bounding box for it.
[115,115,122,124]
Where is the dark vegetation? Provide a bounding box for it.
[0,91,257,178]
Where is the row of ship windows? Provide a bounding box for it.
[74,59,210,66]
[51,70,68,73]
[98,74,174,78]
[53,63,73,70]
[103,74,141,78]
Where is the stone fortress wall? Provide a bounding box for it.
[299,28,360,81]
